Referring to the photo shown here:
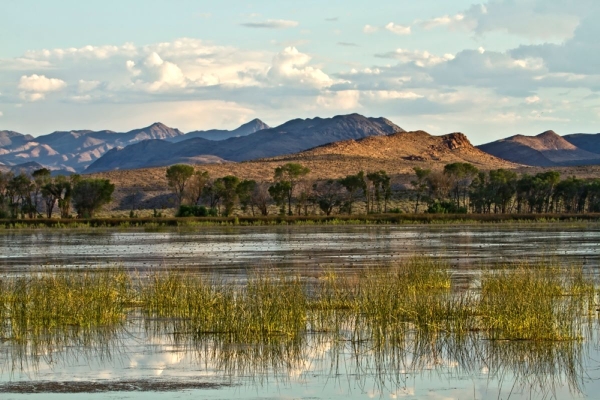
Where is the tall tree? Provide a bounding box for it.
[411,167,431,214]
[236,179,257,215]
[216,175,240,216]
[166,164,195,207]
[339,171,367,215]
[32,168,52,217]
[273,163,310,215]
[72,178,115,218]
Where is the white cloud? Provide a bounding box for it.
[525,95,540,104]
[363,25,378,34]
[266,47,333,88]
[0,111,3,117]
[24,43,137,60]
[18,74,66,92]
[421,1,582,40]
[420,14,467,30]
[316,90,360,110]
[78,80,100,93]
[363,90,423,100]
[241,19,299,29]
[17,74,67,102]
[376,49,455,67]
[385,23,411,35]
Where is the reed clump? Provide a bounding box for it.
[0,259,595,346]
[0,269,134,340]
[477,264,595,341]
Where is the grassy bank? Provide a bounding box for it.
[2,213,600,229]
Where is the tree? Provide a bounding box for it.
[72,179,115,218]
[268,181,291,215]
[7,173,33,218]
[215,175,239,216]
[312,179,344,216]
[339,171,367,214]
[32,168,52,217]
[185,170,210,205]
[443,163,478,209]
[273,163,310,215]
[251,182,271,216]
[366,171,391,213]
[166,164,195,207]
[57,175,79,218]
[411,167,431,214]
[236,179,257,215]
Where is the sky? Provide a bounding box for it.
[0,0,599,144]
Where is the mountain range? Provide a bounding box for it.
[477,130,600,167]
[0,118,269,172]
[2,114,600,174]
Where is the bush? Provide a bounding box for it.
[176,205,218,217]
[426,201,467,214]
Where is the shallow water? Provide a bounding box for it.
[1,224,600,273]
[2,223,600,399]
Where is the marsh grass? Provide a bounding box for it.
[0,259,596,399]
[0,269,135,341]
[478,263,596,341]
[0,258,595,347]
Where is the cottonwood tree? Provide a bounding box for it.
[166,164,195,207]
[236,179,257,215]
[251,182,271,216]
[339,171,367,214]
[312,179,344,216]
[272,163,310,215]
[72,178,115,218]
[185,170,210,205]
[411,167,431,214]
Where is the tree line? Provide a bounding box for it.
[0,169,114,219]
[167,163,397,217]
[167,162,600,217]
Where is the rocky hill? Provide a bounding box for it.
[85,114,406,173]
[477,130,600,167]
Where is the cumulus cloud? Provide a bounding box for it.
[241,19,299,29]
[0,111,3,117]
[18,74,67,102]
[266,47,333,88]
[385,22,411,35]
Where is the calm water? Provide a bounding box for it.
[1,224,600,273]
[2,224,600,399]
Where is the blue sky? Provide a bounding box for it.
[1,0,598,144]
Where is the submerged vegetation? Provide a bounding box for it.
[0,258,596,396]
[0,259,596,343]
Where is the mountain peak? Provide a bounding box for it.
[537,130,559,138]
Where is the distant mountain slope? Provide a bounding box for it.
[0,130,34,149]
[272,130,516,169]
[85,114,406,173]
[0,121,260,172]
[170,119,270,142]
[477,130,600,166]
[563,133,600,154]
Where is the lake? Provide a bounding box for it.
[1,223,600,399]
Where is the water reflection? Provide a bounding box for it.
[0,315,592,399]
